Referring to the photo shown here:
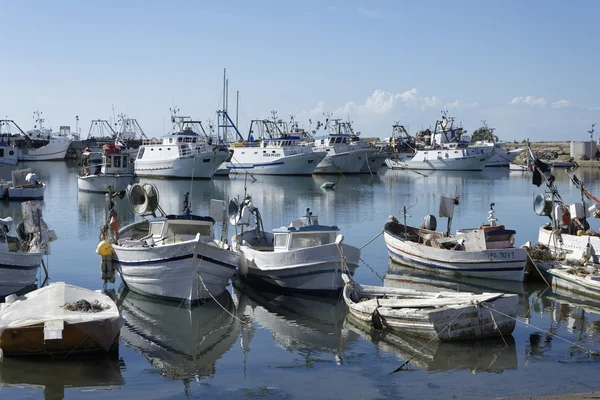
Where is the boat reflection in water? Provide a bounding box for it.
[345,315,517,372]
[77,191,134,239]
[115,286,239,382]
[233,278,358,364]
[0,356,124,399]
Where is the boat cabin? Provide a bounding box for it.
[261,136,302,148]
[272,220,339,253]
[122,215,216,247]
[315,134,351,147]
[102,151,130,175]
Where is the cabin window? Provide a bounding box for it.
[274,233,288,248]
[138,148,145,158]
[0,149,4,157]
[288,232,336,249]
[169,138,173,144]
[114,156,121,168]
[149,222,165,237]
[166,222,212,237]
[193,138,197,143]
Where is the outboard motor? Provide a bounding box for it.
[421,215,437,231]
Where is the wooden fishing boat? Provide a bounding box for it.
[537,261,600,299]
[0,282,124,356]
[384,199,526,282]
[341,274,518,341]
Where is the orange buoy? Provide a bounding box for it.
[562,208,571,225]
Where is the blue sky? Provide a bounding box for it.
[1,0,599,141]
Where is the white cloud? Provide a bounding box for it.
[311,101,325,114]
[509,96,547,106]
[589,106,600,111]
[444,100,480,110]
[551,99,574,109]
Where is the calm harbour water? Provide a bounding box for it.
[1,161,600,400]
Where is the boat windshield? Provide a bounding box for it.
[149,221,164,237]
[166,222,212,237]
[288,232,336,249]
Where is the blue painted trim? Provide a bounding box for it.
[387,247,523,272]
[0,264,39,271]
[116,253,237,270]
[227,161,285,169]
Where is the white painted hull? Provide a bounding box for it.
[384,230,526,282]
[486,149,522,167]
[18,138,71,161]
[343,280,518,341]
[5,183,45,200]
[135,150,229,178]
[78,174,134,193]
[539,263,600,299]
[385,154,490,171]
[360,152,387,174]
[509,163,529,171]
[538,226,600,264]
[0,252,43,297]
[113,238,238,303]
[314,151,365,174]
[239,242,360,293]
[228,151,323,175]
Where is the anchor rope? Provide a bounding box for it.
[360,229,383,250]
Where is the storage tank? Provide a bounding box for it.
[570,141,596,159]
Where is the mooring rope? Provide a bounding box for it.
[481,302,599,356]
[360,229,383,250]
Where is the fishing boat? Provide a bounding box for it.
[219,111,325,175]
[342,274,518,341]
[383,198,527,282]
[0,201,56,297]
[100,182,239,303]
[530,148,600,264]
[0,282,124,356]
[536,261,600,299]
[384,121,493,171]
[134,111,228,179]
[0,114,71,161]
[0,168,45,200]
[231,198,360,294]
[116,285,239,380]
[78,143,135,193]
[312,119,367,174]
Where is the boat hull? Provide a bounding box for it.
[540,263,600,299]
[0,252,43,297]
[227,151,323,175]
[385,154,490,171]
[113,239,239,303]
[18,138,71,161]
[383,230,526,282]
[135,150,229,178]
[343,282,518,341]
[314,151,365,174]
[360,152,387,174]
[78,174,134,193]
[538,226,600,264]
[239,242,360,293]
[3,183,45,200]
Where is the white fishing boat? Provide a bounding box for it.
[384,120,493,171]
[0,282,124,356]
[134,112,228,179]
[231,199,360,294]
[116,286,239,380]
[78,143,135,193]
[0,201,56,297]
[471,141,523,167]
[312,119,367,174]
[342,274,518,341]
[100,182,239,303]
[221,113,325,175]
[0,168,46,200]
[0,117,71,161]
[536,261,600,299]
[383,199,526,282]
[530,156,600,264]
[509,162,529,171]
